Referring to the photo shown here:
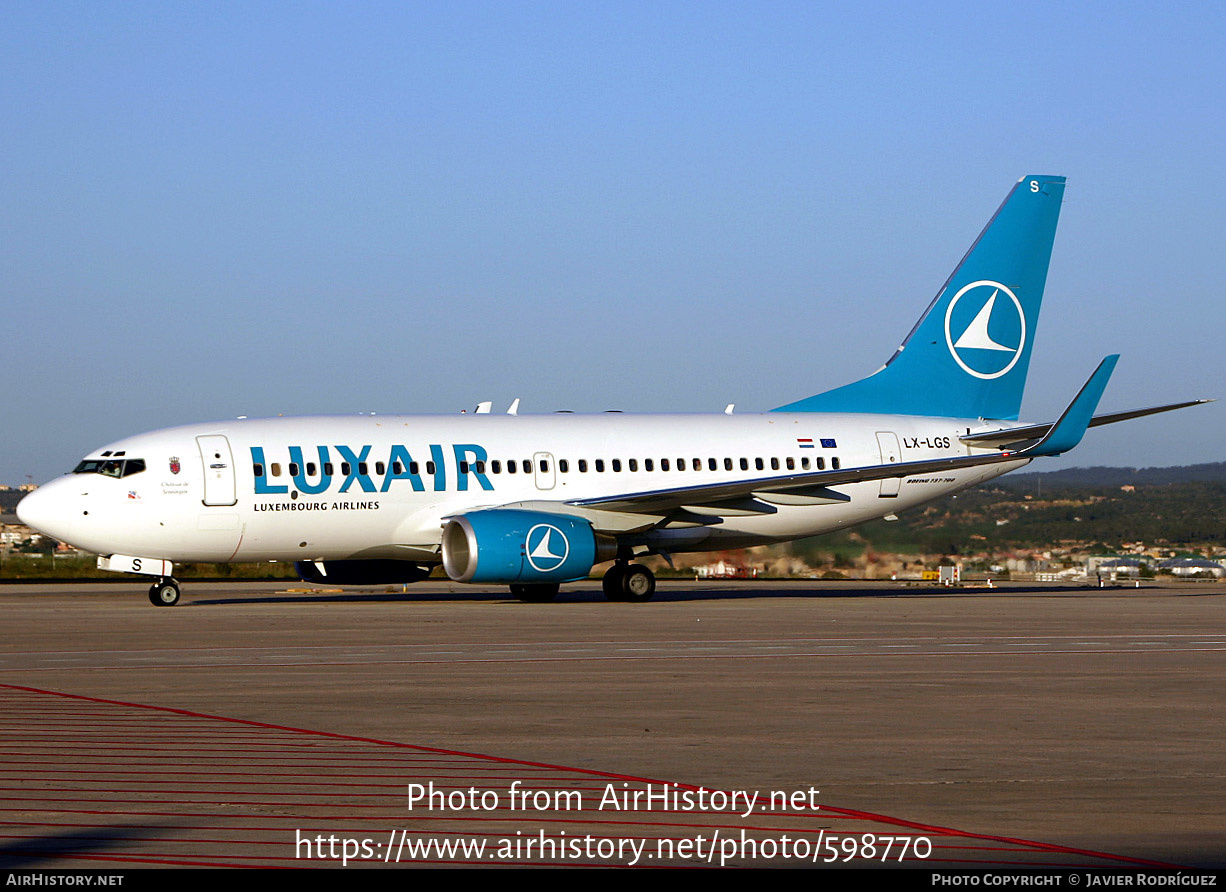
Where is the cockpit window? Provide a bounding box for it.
[73,458,146,478]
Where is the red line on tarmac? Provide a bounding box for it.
[0,769,593,781]
[0,852,289,869]
[0,757,565,770]
[0,683,1182,869]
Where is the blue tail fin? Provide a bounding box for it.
[774,175,1066,420]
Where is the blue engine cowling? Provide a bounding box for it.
[441,509,613,584]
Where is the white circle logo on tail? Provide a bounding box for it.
[525,523,570,573]
[944,280,1026,380]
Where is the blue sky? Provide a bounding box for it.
[2,1,1222,483]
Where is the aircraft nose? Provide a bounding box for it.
[16,478,78,544]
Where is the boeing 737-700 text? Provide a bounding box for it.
[17,175,1207,605]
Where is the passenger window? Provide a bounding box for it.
[771,457,779,471]
[661,458,669,471]
[724,458,733,471]
[491,460,501,474]
[393,461,403,474]
[427,461,436,475]
[409,461,419,475]
[507,461,516,474]
[786,457,795,471]
[289,462,300,476]
[340,463,350,475]
[832,457,841,470]
[708,458,717,471]
[817,457,826,470]
[307,462,317,476]
[539,460,548,473]
[376,462,386,475]
[475,461,486,474]
[595,459,605,472]
[628,459,637,472]
[559,459,569,473]
[522,460,531,474]
[459,461,469,474]
[801,457,811,470]
[271,463,283,477]
[253,464,264,477]
[755,458,764,471]
[578,459,588,473]
[612,459,622,472]
[324,462,334,475]
[645,459,654,472]
[358,462,368,475]
[739,458,748,471]
[692,458,700,471]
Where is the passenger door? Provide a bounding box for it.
[533,452,556,491]
[197,435,237,506]
[876,432,901,498]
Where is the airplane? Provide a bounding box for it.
[16,174,1207,607]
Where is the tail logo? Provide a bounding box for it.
[944,280,1027,380]
[525,523,570,573]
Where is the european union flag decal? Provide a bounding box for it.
[820,438,837,449]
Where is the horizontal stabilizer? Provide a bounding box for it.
[961,399,1214,448]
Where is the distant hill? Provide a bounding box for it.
[0,491,25,514]
[1001,462,1226,489]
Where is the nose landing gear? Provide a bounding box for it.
[148,577,181,607]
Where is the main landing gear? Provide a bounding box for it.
[148,577,181,607]
[602,563,656,602]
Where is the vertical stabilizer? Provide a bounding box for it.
[775,175,1066,420]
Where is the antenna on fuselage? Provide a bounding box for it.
[507,398,520,416]
[725,404,735,415]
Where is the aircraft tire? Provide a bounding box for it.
[620,565,655,602]
[511,582,559,603]
[148,578,181,607]
[602,565,628,601]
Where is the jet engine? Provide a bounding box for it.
[441,509,617,584]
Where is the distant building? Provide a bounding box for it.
[1087,557,1142,577]
[1157,558,1225,578]
[694,560,758,579]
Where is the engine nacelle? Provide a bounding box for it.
[294,559,433,585]
[441,509,616,584]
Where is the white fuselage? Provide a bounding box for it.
[21,412,1028,566]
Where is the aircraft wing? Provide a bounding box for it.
[560,356,1127,520]
[960,400,1211,449]
[564,450,1032,516]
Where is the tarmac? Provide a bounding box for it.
[0,578,1222,868]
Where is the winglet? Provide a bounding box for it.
[1023,355,1119,456]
